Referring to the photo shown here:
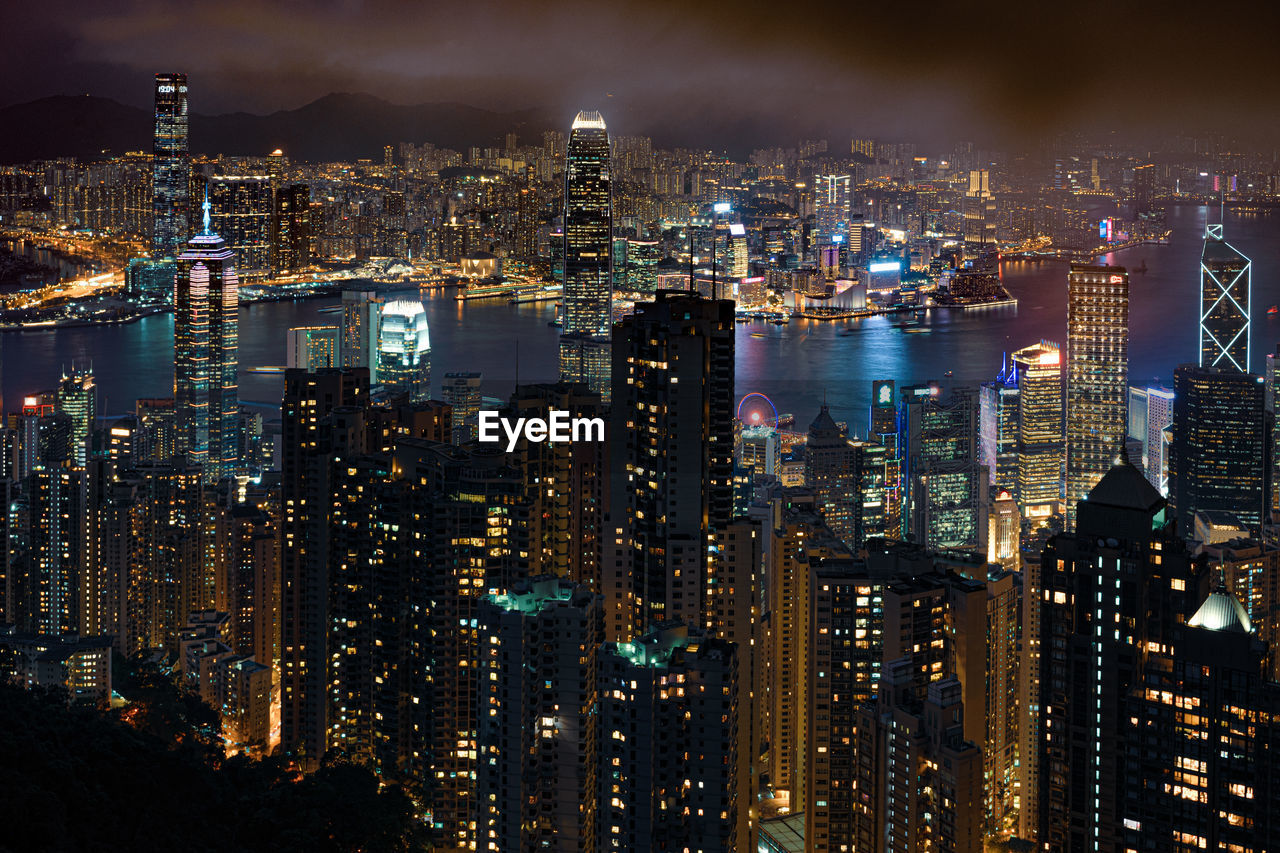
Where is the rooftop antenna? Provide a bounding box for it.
[201,184,212,236]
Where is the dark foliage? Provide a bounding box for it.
[0,683,426,853]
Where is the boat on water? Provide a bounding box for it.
[750,332,766,338]
[1270,305,1279,315]
[903,327,931,334]
[1134,259,1148,273]
[735,316,752,324]
[316,305,343,315]
[776,414,795,427]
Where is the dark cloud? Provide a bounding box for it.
[3,0,1279,148]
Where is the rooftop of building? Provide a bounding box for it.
[1189,588,1253,634]
[1085,456,1163,513]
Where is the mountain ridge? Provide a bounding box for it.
[0,93,558,164]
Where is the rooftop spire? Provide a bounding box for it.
[201,184,212,236]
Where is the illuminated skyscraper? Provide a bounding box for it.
[174,198,240,481]
[607,291,734,640]
[963,169,996,263]
[1200,222,1251,372]
[286,326,340,370]
[1065,263,1129,531]
[560,110,613,401]
[151,73,190,258]
[814,174,851,250]
[271,183,311,275]
[377,299,430,400]
[1011,341,1064,523]
[1170,365,1268,535]
[900,385,988,552]
[979,359,1020,499]
[207,176,273,281]
[340,290,381,383]
[1144,385,1174,494]
[54,366,96,468]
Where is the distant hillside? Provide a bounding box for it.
[0,93,556,164]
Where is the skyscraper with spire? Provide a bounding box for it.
[1200,220,1252,373]
[559,110,612,402]
[151,73,190,259]
[174,193,240,480]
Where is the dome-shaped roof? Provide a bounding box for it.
[1188,589,1252,633]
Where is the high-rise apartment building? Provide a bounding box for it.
[606,291,734,641]
[476,577,604,853]
[174,201,240,481]
[151,73,190,258]
[1065,263,1129,530]
[963,169,997,263]
[560,111,613,401]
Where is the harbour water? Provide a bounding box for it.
[4,205,1278,432]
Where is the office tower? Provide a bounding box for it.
[1065,263,1129,531]
[1127,385,1148,442]
[813,174,851,249]
[174,200,240,481]
[475,577,604,853]
[727,223,749,278]
[54,366,96,468]
[1011,341,1064,523]
[280,368,369,766]
[989,489,1021,568]
[805,406,887,551]
[1036,459,1206,851]
[624,238,660,293]
[151,73,190,258]
[340,290,381,383]
[441,372,483,443]
[870,379,901,533]
[1200,221,1251,372]
[979,359,1019,499]
[607,291,734,641]
[271,183,311,275]
[285,326,340,370]
[739,424,780,480]
[377,299,430,400]
[504,383,605,585]
[1170,365,1268,535]
[853,665,984,853]
[1144,385,1174,494]
[207,176,273,281]
[559,110,613,401]
[963,169,997,263]
[900,385,988,552]
[1269,346,1280,511]
[125,257,176,304]
[597,624,741,853]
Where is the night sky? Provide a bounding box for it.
[5,0,1280,146]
